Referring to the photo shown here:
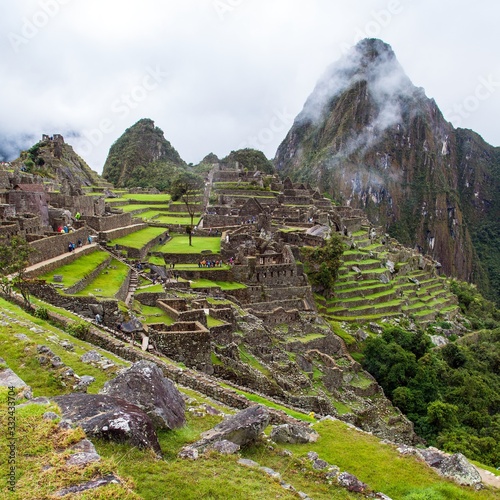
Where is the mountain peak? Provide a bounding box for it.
[352,38,396,63]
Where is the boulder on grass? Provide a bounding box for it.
[270,424,319,444]
[180,405,269,457]
[100,360,185,430]
[53,393,161,455]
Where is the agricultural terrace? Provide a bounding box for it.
[159,235,221,254]
[73,259,128,298]
[108,226,167,249]
[105,193,172,203]
[38,250,110,288]
[190,279,246,290]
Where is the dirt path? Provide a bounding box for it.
[476,466,500,489]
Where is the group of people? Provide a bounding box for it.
[198,259,223,268]
[67,236,93,252]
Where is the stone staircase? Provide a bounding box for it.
[125,271,139,307]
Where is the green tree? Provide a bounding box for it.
[301,232,344,297]
[0,236,34,307]
[170,172,204,246]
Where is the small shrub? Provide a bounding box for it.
[33,307,49,320]
[67,322,90,338]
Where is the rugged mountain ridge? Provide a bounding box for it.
[275,38,500,303]
[102,118,186,190]
[11,134,101,187]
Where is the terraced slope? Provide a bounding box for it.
[322,227,459,323]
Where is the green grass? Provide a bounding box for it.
[238,345,271,377]
[73,259,129,298]
[0,297,128,397]
[161,235,221,254]
[133,303,174,325]
[244,419,499,500]
[139,212,201,225]
[109,227,167,249]
[121,193,171,202]
[285,333,325,343]
[37,250,110,287]
[0,394,138,499]
[207,316,225,327]
[190,279,246,290]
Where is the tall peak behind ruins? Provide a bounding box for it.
[275,38,500,303]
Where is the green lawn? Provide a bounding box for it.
[161,235,221,254]
[133,303,174,325]
[121,193,171,202]
[73,259,129,298]
[37,250,110,287]
[190,279,246,290]
[109,226,167,249]
[0,298,128,397]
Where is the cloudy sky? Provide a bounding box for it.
[1,0,499,173]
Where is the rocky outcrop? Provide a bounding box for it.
[274,38,500,302]
[53,393,162,455]
[100,360,185,430]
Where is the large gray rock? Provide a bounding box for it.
[270,424,319,444]
[181,405,269,456]
[200,404,269,446]
[53,393,161,455]
[417,448,482,487]
[438,453,482,486]
[100,360,185,430]
[0,368,32,399]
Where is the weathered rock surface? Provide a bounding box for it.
[100,360,185,430]
[337,472,368,493]
[270,423,319,444]
[0,368,32,399]
[54,474,121,497]
[181,405,269,456]
[53,393,162,455]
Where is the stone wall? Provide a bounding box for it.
[121,230,168,259]
[0,221,20,240]
[49,193,105,216]
[65,256,112,294]
[28,227,91,266]
[115,268,132,302]
[25,281,120,326]
[84,212,133,232]
[26,245,97,278]
[203,215,240,227]
[148,323,211,370]
[252,307,300,326]
[99,222,148,242]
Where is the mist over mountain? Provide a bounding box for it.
[0,134,37,162]
[275,38,500,303]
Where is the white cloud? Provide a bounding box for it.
[0,0,498,171]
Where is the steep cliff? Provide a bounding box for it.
[275,39,500,302]
[102,118,186,189]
